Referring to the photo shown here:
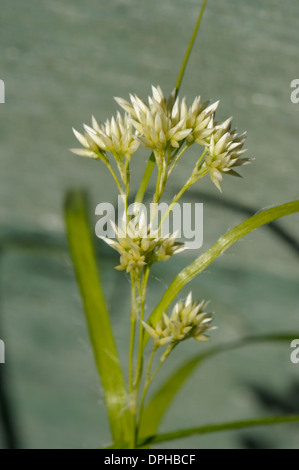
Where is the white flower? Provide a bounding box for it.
[115,86,192,153]
[115,86,220,158]
[143,292,216,347]
[72,113,139,163]
[203,117,251,191]
[84,113,140,161]
[100,216,184,273]
[71,87,252,194]
[70,128,108,162]
[172,96,219,146]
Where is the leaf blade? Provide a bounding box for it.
[146,201,299,334]
[139,333,298,439]
[139,415,299,447]
[64,190,131,445]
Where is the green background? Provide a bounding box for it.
[0,0,298,448]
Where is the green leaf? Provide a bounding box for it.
[146,200,299,335]
[139,415,299,447]
[64,190,131,446]
[139,333,298,439]
[175,0,208,95]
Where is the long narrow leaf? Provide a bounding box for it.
[64,190,131,445]
[146,201,299,333]
[140,333,298,438]
[139,415,299,447]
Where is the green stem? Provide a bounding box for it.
[106,162,125,195]
[148,358,164,385]
[160,171,208,228]
[128,271,141,448]
[160,179,193,227]
[137,347,157,430]
[134,266,151,390]
[124,159,130,192]
[153,164,163,204]
[195,147,208,170]
[135,153,156,204]
[175,0,208,96]
[134,1,208,205]
[137,344,174,434]
[150,155,168,225]
[160,152,208,227]
[129,273,137,396]
[168,144,189,177]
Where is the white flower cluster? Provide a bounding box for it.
[71,86,251,191]
[143,292,216,347]
[71,113,139,162]
[115,86,217,152]
[202,118,250,192]
[101,217,184,273]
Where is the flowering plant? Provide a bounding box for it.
[65,0,299,449]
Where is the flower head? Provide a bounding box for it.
[172,96,219,146]
[101,216,184,273]
[203,117,251,191]
[71,86,252,194]
[115,86,192,153]
[70,128,108,162]
[143,292,216,347]
[72,113,139,163]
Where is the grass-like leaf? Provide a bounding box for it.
[146,201,299,335]
[64,190,131,446]
[139,333,298,439]
[139,415,299,447]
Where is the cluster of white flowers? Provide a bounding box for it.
[115,88,190,152]
[71,128,108,162]
[71,113,139,162]
[101,218,184,273]
[143,292,216,347]
[71,86,250,191]
[115,86,217,152]
[202,117,250,192]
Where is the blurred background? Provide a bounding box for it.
[0,0,298,449]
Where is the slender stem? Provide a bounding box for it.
[160,172,207,229]
[175,0,208,96]
[129,0,209,445]
[150,154,168,225]
[134,265,151,390]
[149,163,163,224]
[152,163,163,204]
[137,344,174,433]
[128,273,137,396]
[129,270,142,448]
[106,162,125,195]
[124,159,130,192]
[135,153,156,204]
[148,359,164,386]
[160,180,193,227]
[195,147,208,170]
[128,321,136,397]
[134,1,208,205]
[153,344,175,378]
[137,347,157,429]
[161,149,208,227]
[168,144,189,177]
[116,159,129,191]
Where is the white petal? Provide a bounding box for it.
[185,292,193,307]
[69,148,97,158]
[72,128,89,148]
